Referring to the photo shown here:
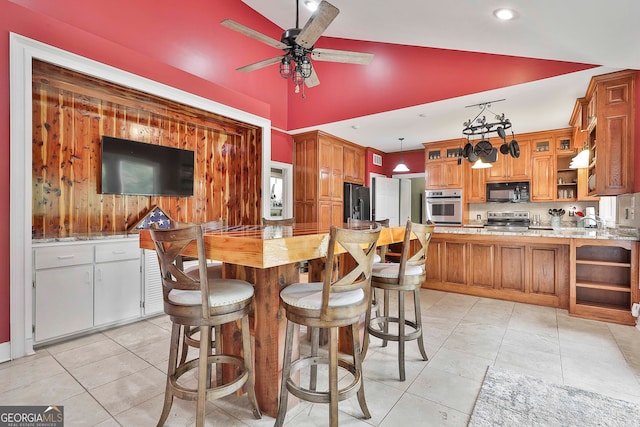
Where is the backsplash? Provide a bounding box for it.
[469,201,599,226]
[469,194,640,229]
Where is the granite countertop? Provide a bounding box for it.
[435,225,640,241]
[32,233,138,244]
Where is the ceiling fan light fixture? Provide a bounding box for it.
[298,55,312,78]
[279,57,292,79]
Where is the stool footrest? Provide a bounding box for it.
[367,316,422,342]
[285,356,362,404]
[169,354,249,401]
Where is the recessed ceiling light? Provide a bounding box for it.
[493,8,518,21]
[304,1,318,12]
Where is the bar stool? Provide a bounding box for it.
[150,224,261,427]
[362,220,434,381]
[179,219,226,365]
[275,225,381,427]
[347,218,389,321]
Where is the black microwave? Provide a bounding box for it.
[486,182,530,203]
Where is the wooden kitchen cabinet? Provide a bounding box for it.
[531,153,555,201]
[464,160,486,203]
[294,130,358,226]
[425,234,570,308]
[425,159,463,189]
[343,143,365,185]
[424,141,464,189]
[468,242,495,288]
[570,239,638,325]
[582,70,635,196]
[495,244,526,292]
[486,139,531,182]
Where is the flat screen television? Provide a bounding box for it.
[100,136,194,196]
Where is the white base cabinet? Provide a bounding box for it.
[34,264,94,342]
[33,238,143,344]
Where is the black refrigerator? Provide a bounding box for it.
[344,183,371,222]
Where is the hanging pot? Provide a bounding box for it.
[474,139,493,159]
[496,126,506,139]
[467,149,478,163]
[463,142,473,159]
[499,142,510,155]
[509,139,520,158]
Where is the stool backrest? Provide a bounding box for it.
[348,218,389,260]
[321,225,381,321]
[149,224,211,317]
[397,220,435,283]
[262,217,295,226]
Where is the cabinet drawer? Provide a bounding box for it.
[35,245,94,269]
[95,241,140,263]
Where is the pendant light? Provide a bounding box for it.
[393,137,410,172]
[471,158,492,169]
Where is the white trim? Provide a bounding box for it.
[9,33,272,360]
[0,342,10,363]
[269,161,294,219]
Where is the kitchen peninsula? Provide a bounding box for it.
[425,226,639,325]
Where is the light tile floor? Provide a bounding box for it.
[1,290,640,426]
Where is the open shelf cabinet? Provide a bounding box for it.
[570,239,638,325]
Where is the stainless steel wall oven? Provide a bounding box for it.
[424,189,462,225]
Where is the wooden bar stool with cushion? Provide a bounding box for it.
[347,218,389,322]
[362,220,434,381]
[261,217,295,226]
[179,219,227,365]
[150,224,261,427]
[275,224,381,427]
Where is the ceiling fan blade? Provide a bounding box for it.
[305,67,320,88]
[221,19,288,50]
[296,1,339,49]
[311,48,374,65]
[236,56,283,73]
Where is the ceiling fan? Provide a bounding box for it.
[221,0,374,94]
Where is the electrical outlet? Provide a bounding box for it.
[632,303,640,317]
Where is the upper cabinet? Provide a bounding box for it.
[579,70,636,196]
[424,142,464,189]
[343,143,365,185]
[293,130,366,227]
[485,138,531,182]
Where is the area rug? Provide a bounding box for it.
[468,366,640,427]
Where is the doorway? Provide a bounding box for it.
[268,162,293,220]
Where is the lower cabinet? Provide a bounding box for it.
[94,242,141,326]
[34,263,94,343]
[426,236,569,308]
[570,240,638,325]
[33,239,142,344]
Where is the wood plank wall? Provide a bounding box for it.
[32,60,262,239]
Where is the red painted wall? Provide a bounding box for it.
[271,130,293,164]
[383,150,426,177]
